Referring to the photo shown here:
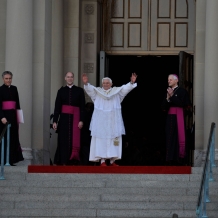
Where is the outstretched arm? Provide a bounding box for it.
[82,73,97,101]
[119,73,137,99]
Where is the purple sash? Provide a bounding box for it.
[61,105,80,161]
[168,107,185,158]
[2,101,16,110]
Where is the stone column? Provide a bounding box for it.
[193,0,206,166]
[204,0,218,160]
[32,0,52,164]
[0,0,6,73]
[5,0,33,165]
[80,1,98,87]
[63,0,80,85]
[50,0,64,163]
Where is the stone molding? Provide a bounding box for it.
[85,33,94,43]
[32,149,43,165]
[19,147,33,165]
[85,4,94,15]
[22,147,33,160]
[84,63,94,73]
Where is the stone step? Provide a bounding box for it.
[0,217,199,218]
[0,201,211,212]
[3,171,200,181]
[1,195,217,211]
[2,166,217,181]
[0,204,216,217]
[0,193,100,202]
[1,166,217,218]
[0,186,200,196]
[0,179,202,188]
[191,166,218,174]
[0,193,199,202]
[101,193,218,203]
[0,208,198,217]
[0,200,197,210]
[0,216,202,218]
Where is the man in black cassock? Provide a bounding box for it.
[53,72,85,165]
[162,74,191,165]
[0,71,24,165]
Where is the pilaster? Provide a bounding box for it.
[63,0,80,85]
[204,0,218,152]
[0,0,6,73]
[32,0,52,164]
[193,0,206,166]
[80,0,99,87]
[50,0,64,163]
[5,0,33,165]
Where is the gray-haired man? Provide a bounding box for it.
[82,73,137,166]
[0,71,24,165]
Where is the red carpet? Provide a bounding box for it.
[28,165,191,174]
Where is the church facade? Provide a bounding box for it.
[0,0,217,166]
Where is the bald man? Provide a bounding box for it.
[53,72,85,165]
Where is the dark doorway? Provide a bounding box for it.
[108,55,179,166]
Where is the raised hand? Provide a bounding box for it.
[166,87,173,100]
[130,72,137,83]
[82,73,88,85]
[167,87,173,97]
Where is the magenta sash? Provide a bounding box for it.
[2,101,16,110]
[61,105,80,161]
[168,107,185,158]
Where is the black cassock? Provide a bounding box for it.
[162,87,191,162]
[0,84,24,165]
[53,86,85,165]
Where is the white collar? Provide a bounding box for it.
[94,86,122,99]
[102,87,112,93]
[67,85,74,88]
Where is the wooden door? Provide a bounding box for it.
[102,0,196,54]
[102,0,149,52]
[150,0,195,52]
[179,51,194,166]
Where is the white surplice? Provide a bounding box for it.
[84,82,137,161]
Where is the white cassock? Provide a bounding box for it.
[84,82,137,161]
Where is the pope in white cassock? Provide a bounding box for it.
[82,73,137,166]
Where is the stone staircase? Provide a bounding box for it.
[0,166,217,218]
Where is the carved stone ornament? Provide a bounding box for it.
[85,33,94,43]
[84,63,94,73]
[85,4,94,15]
